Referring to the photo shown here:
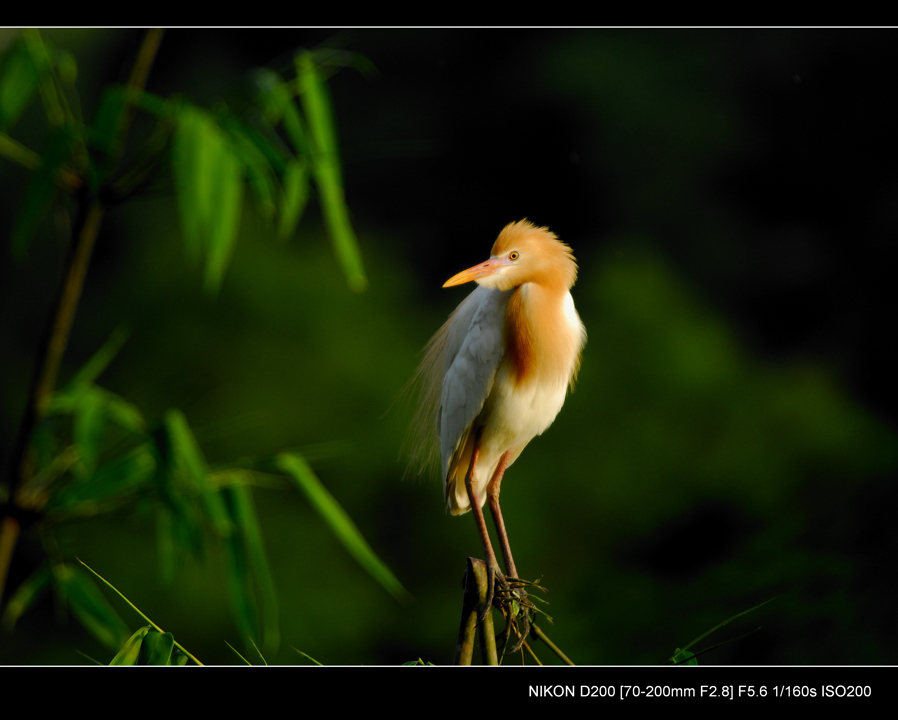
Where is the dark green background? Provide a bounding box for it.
[1,28,897,665]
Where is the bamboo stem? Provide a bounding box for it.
[0,29,165,612]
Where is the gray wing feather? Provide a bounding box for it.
[439,286,512,480]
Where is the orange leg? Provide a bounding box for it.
[486,450,519,579]
[464,429,505,618]
[487,449,533,653]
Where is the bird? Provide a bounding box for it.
[411,219,586,626]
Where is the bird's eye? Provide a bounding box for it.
[509,251,520,261]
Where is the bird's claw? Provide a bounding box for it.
[495,588,534,655]
[477,561,510,624]
[478,566,541,655]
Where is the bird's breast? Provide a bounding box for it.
[503,284,584,390]
[480,284,585,451]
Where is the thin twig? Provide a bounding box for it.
[522,639,543,666]
[531,624,575,666]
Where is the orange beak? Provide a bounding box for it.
[443,257,512,287]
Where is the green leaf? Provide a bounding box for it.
[151,428,206,562]
[172,104,214,262]
[91,84,127,152]
[279,95,311,158]
[1,562,52,631]
[221,529,256,644]
[277,156,309,241]
[162,409,233,538]
[221,481,279,654]
[76,559,204,666]
[225,119,277,221]
[275,452,411,604]
[69,326,130,388]
[46,444,156,513]
[141,630,176,665]
[671,647,698,666]
[252,68,292,126]
[73,385,106,473]
[156,504,176,584]
[110,625,150,665]
[103,392,146,436]
[55,48,77,86]
[203,136,244,293]
[171,649,190,666]
[172,104,244,293]
[52,563,131,650]
[296,53,367,292]
[0,36,48,131]
[679,597,777,653]
[10,125,73,256]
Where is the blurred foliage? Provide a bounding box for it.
[1,28,897,666]
[0,28,401,663]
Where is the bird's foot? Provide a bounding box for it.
[478,565,548,655]
[495,589,533,655]
[491,575,546,655]
[478,560,511,624]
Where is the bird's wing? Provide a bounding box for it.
[439,285,513,481]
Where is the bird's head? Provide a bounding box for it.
[443,219,578,293]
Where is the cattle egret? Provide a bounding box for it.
[412,219,586,626]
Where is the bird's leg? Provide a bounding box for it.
[487,451,533,652]
[486,451,519,580]
[464,429,507,621]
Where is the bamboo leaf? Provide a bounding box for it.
[110,625,150,665]
[296,53,366,292]
[280,95,311,158]
[73,385,106,473]
[1,562,52,631]
[221,529,257,644]
[275,452,411,604]
[296,53,341,183]
[671,647,698,666]
[76,558,204,666]
[21,30,66,127]
[172,104,214,263]
[103,392,146,436]
[151,428,206,561]
[171,649,189,665]
[252,68,292,126]
[52,563,131,651]
[69,326,130,388]
[680,597,777,653]
[10,125,73,256]
[0,36,47,131]
[91,84,128,164]
[47,444,156,512]
[172,104,244,293]
[277,156,309,241]
[163,409,233,538]
[226,119,277,221]
[203,129,244,293]
[222,481,279,654]
[141,630,175,665]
